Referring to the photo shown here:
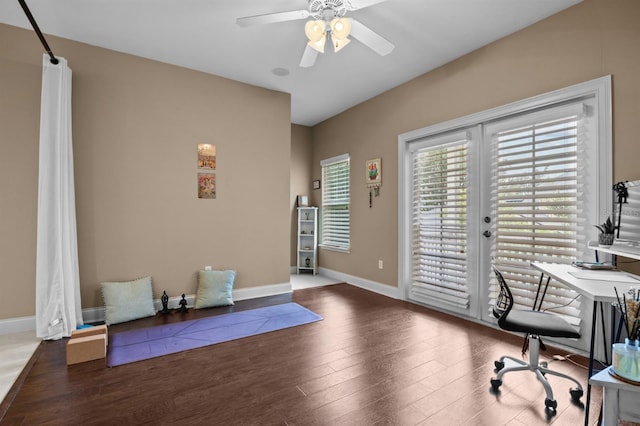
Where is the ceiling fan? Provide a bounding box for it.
[237,0,394,68]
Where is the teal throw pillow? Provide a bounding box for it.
[195,270,235,309]
[101,276,156,325]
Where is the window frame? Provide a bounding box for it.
[320,153,351,253]
[398,75,612,336]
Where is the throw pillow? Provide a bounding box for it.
[101,276,156,325]
[195,270,235,309]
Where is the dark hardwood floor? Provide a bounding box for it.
[1,284,602,425]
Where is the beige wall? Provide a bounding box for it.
[0,30,41,319]
[290,124,314,267]
[312,0,640,287]
[3,0,639,321]
[0,24,291,319]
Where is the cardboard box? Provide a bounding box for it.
[67,325,108,365]
[71,324,108,342]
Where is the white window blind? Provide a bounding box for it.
[488,103,587,327]
[411,133,470,310]
[321,154,350,251]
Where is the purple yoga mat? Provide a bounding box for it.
[107,302,322,367]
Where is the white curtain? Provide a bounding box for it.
[36,54,83,340]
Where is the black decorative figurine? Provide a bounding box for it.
[613,181,629,238]
[160,291,170,314]
[177,294,189,313]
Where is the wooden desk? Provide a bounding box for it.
[590,368,640,425]
[530,262,640,426]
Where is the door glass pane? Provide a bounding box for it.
[488,108,584,326]
[411,139,470,310]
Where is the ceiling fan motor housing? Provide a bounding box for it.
[309,0,348,20]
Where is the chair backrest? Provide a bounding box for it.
[493,267,514,326]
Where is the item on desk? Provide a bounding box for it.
[568,270,640,283]
[595,216,616,246]
[612,338,640,383]
[572,260,615,270]
[627,288,639,340]
[614,287,640,341]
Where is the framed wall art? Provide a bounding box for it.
[198,173,216,199]
[366,158,381,188]
[367,158,382,207]
[197,143,216,170]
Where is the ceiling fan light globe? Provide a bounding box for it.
[330,17,351,40]
[332,35,350,52]
[305,20,326,42]
[308,35,326,53]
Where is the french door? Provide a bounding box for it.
[483,104,590,327]
[398,77,611,353]
[406,127,482,319]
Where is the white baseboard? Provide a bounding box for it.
[0,282,292,335]
[1,276,401,334]
[0,315,36,335]
[233,282,292,301]
[318,267,401,299]
[82,306,105,325]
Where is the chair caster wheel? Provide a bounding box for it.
[494,360,504,372]
[490,378,502,391]
[570,388,583,402]
[545,398,557,410]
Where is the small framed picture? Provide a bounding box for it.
[297,195,309,207]
[198,173,216,199]
[312,180,320,190]
[197,144,216,170]
[366,158,381,186]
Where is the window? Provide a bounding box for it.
[320,154,350,251]
[410,132,472,310]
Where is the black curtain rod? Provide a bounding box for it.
[18,0,59,64]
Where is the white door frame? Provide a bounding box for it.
[398,76,612,332]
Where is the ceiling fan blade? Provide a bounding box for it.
[299,44,319,68]
[346,0,390,11]
[350,19,395,56]
[236,9,310,27]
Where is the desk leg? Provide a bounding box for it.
[585,300,598,426]
[533,274,551,312]
[613,304,626,343]
[600,302,609,365]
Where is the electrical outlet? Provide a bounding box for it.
[378,260,383,269]
[204,265,212,271]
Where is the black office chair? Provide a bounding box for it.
[490,267,584,413]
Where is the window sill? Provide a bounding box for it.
[319,245,350,254]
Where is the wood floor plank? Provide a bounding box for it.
[1,283,602,425]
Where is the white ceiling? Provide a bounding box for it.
[1,0,582,126]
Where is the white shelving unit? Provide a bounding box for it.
[297,207,318,275]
